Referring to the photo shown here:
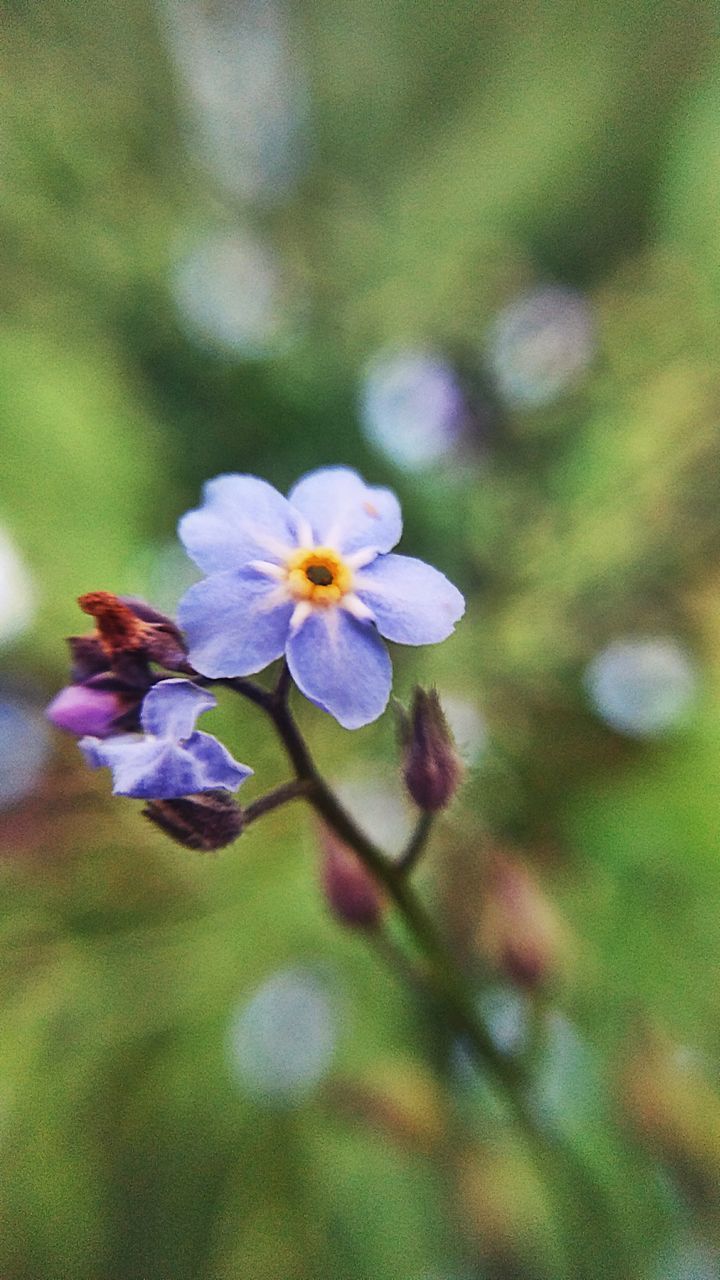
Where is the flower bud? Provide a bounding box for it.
[400,688,462,811]
[476,851,565,990]
[142,790,244,851]
[68,635,109,682]
[120,597,189,671]
[77,592,188,672]
[320,826,384,928]
[46,683,129,738]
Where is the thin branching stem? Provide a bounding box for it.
[227,669,520,1088]
[397,811,435,873]
[222,667,630,1279]
[243,778,313,826]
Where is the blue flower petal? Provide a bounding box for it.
[178,568,293,678]
[185,730,254,791]
[79,734,177,797]
[286,610,392,729]
[80,733,144,771]
[140,679,216,739]
[288,467,402,556]
[79,730,251,799]
[354,554,465,644]
[179,474,298,574]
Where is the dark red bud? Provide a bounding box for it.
[76,592,187,671]
[79,592,148,655]
[320,827,384,928]
[401,688,462,811]
[142,790,244,852]
[119,597,188,670]
[68,634,110,682]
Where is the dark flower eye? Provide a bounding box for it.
[306,564,334,586]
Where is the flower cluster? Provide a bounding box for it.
[48,467,465,845]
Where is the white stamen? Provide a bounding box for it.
[290,601,312,632]
[346,546,378,571]
[255,532,296,561]
[249,559,287,581]
[294,515,314,548]
[325,607,341,648]
[341,593,375,623]
[255,585,292,613]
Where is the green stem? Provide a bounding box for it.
[243,778,313,826]
[397,810,435,873]
[231,672,519,1089]
[226,670,628,1278]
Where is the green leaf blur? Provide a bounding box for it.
[1,2,720,1278]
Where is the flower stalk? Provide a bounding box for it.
[220,664,630,1280]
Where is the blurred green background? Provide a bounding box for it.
[2,1,720,1276]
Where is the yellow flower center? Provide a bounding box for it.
[286,546,353,607]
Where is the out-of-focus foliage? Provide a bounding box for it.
[2,1,720,1277]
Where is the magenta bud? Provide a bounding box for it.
[142,791,244,852]
[401,688,462,812]
[46,684,125,738]
[321,828,384,928]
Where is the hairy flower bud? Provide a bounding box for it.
[476,851,565,989]
[320,826,384,928]
[142,790,244,851]
[400,688,462,811]
[46,683,129,738]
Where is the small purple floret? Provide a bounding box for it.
[79,679,252,800]
[47,684,125,739]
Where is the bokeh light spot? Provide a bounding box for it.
[585,637,697,738]
[0,699,50,810]
[359,349,467,470]
[486,285,595,409]
[0,525,36,647]
[171,231,292,358]
[229,966,338,1104]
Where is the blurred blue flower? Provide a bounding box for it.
[487,284,595,409]
[229,965,338,1104]
[171,231,290,358]
[177,467,465,729]
[654,1240,719,1280]
[585,637,696,738]
[437,691,487,765]
[359,348,467,470]
[80,679,252,799]
[158,0,309,206]
[0,699,50,810]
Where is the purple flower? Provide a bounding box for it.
[79,679,252,799]
[177,467,465,728]
[47,681,130,738]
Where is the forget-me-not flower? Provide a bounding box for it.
[177,467,465,728]
[80,678,252,799]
